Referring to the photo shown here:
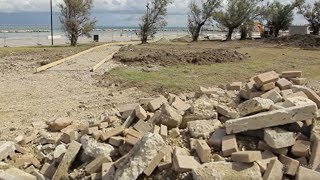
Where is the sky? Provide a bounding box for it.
[0,0,313,27]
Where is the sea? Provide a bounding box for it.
[0,25,190,47]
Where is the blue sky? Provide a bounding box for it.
[0,0,313,26]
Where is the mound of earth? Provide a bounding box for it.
[265,34,320,48]
[171,35,193,42]
[113,45,246,66]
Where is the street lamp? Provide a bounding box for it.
[50,0,53,45]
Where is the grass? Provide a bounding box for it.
[108,42,320,94]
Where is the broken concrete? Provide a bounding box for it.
[187,120,222,138]
[238,97,274,117]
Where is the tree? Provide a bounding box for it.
[297,0,320,35]
[263,1,296,37]
[188,0,221,42]
[59,0,96,46]
[139,0,173,44]
[215,0,261,41]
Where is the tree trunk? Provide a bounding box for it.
[274,28,280,37]
[70,34,78,46]
[226,28,234,41]
[141,33,148,44]
[311,24,319,35]
[192,24,202,42]
[240,28,247,40]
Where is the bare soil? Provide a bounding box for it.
[265,34,320,49]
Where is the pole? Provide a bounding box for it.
[50,0,53,45]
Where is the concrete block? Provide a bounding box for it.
[159,104,182,129]
[228,82,242,91]
[290,78,307,85]
[101,126,124,142]
[281,71,302,79]
[216,104,239,119]
[264,128,296,149]
[147,96,167,112]
[102,163,115,180]
[108,136,125,147]
[283,96,314,108]
[133,120,152,133]
[276,78,292,90]
[135,105,147,121]
[125,135,139,146]
[255,151,277,173]
[85,155,112,174]
[0,141,15,161]
[254,71,279,88]
[238,97,274,117]
[231,151,262,163]
[263,159,283,180]
[168,128,180,138]
[291,140,311,157]
[187,120,222,138]
[222,135,238,157]
[195,140,211,163]
[310,135,320,170]
[52,141,82,180]
[292,85,320,108]
[124,128,141,138]
[296,166,320,180]
[160,124,168,140]
[171,96,191,112]
[173,155,200,172]
[208,128,226,147]
[279,155,299,176]
[257,141,288,155]
[225,103,318,134]
[153,125,160,134]
[144,146,169,176]
[261,82,276,92]
[40,163,56,179]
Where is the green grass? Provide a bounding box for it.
[108,44,320,93]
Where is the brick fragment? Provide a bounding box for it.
[99,122,109,129]
[208,128,226,147]
[263,159,283,180]
[291,140,311,157]
[101,126,124,141]
[124,128,141,138]
[148,96,167,112]
[125,135,139,146]
[108,136,125,147]
[144,146,169,176]
[102,163,115,180]
[158,147,172,170]
[40,163,56,179]
[85,155,112,174]
[135,105,147,120]
[310,135,320,170]
[21,131,39,145]
[296,166,320,180]
[290,78,307,85]
[281,71,302,79]
[276,78,292,90]
[133,120,152,133]
[168,128,180,138]
[261,82,276,92]
[279,155,299,176]
[254,71,279,88]
[195,140,211,163]
[160,124,168,140]
[222,135,238,157]
[91,173,102,180]
[231,151,262,163]
[173,155,200,172]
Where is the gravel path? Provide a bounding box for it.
[0,43,147,140]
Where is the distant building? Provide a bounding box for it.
[289,25,309,36]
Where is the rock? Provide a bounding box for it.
[238,97,274,117]
[158,104,182,129]
[114,133,165,180]
[263,159,283,180]
[0,168,36,180]
[192,162,262,180]
[292,85,320,108]
[0,141,15,161]
[171,96,191,112]
[208,128,227,147]
[80,135,115,158]
[216,104,239,119]
[53,144,66,160]
[47,117,73,131]
[283,96,315,108]
[187,120,222,138]
[264,128,296,149]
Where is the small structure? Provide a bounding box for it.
[289,25,309,36]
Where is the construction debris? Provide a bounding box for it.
[1,70,320,179]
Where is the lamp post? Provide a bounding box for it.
[50,0,53,45]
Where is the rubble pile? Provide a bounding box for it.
[1,70,320,180]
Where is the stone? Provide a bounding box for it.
[192,162,262,180]
[281,89,293,98]
[168,128,180,138]
[228,82,242,91]
[80,135,115,158]
[281,71,302,79]
[125,135,139,146]
[102,163,115,180]
[101,126,124,141]
[144,146,169,176]
[296,166,320,180]
[222,135,238,157]
[40,163,56,179]
[160,124,168,140]
[310,135,320,170]
[119,103,138,114]
[14,135,24,144]
[21,131,39,145]
[254,71,279,88]
[147,96,167,112]
[0,141,15,161]
[264,128,296,149]
[53,144,66,161]
[255,151,278,173]
[135,105,147,121]
[91,173,102,180]
[195,140,211,163]
[291,140,311,157]
[153,125,160,134]
[292,85,320,108]
[261,82,276,92]
[52,141,82,180]
[85,155,112,174]
[216,104,239,119]
[158,104,182,129]
[108,136,125,147]
[30,169,45,180]
[99,122,109,129]
[231,151,262,163]
[171,96,191,112]
[260,87,281,101]
[278,155,299,176]
[238,97,274,117]
[124,128,141,138]
[208,128,226,147]
[187,120,222,138]
[87,126,99,135]
[0,168,36,180]
[47,117,73,131]
[290,78,307,85]
[114,133,165,180]
[263,159,283,180]
[283,96,315,107]
[225,103,318,134]
[286,91,309,100]
[0,162,9,169]
[158,146,173,170]
[276,78,292,90]
[133,120,152,133]
[173,155,200,172]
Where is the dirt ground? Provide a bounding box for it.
[0,44,147,141]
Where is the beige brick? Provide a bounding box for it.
[290,78,307,85]
[296,166,320,180]
[114,154,128,169]
[174,146,190,156]
[14,144,28,154]
[102,163,115,180]
[160,124,168,140]
[292,85,320,108]
[101,126,124,141]
[108,136,124,147]
[135,105,147,120]
[225,103,318,134]
[52,141,82,180]
[171,96,191,112]
[21,131,39,145]
[40,163,56,179]
[263,159,283,180]
[119,103,138,114]
[144,146,169,176]
[168,128,180,138]
[282,71,302,79]
[261,82,276,92]
[255,151,277,173]
[148,111,161,124]
[279,155,299,176]
[153,125,160,134]
[222,135,238,157]
[148,96,167,112]
[264,128,295,149]
[227,82,242,91]
[281,89,293,98]
[195,140,211,163]
[133,120,152,133]
[91,173,102,180]
[276,78,292,90]
[260,87,281,98]
[158,147,172,170]
[92,130,102,140]
[14,154,34,168]
[99,122,109,129]
[310,136,320,170]
[291,140,311,157]
[87,126,99,135]
[285,91,309,100]
[231,151,262,163]
[85,155,112,174]
[173,155,200,172]
[125,135,139,146]
[124,128,141,138]
[254,71,279,88]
